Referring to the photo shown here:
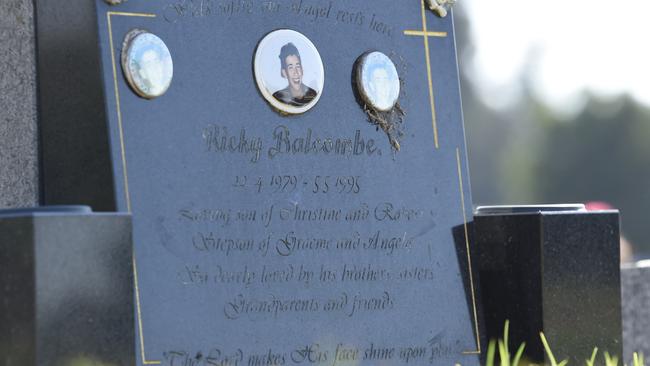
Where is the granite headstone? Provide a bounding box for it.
[0,0,39,208]
[621,262,650,364]
[37,1,483,365]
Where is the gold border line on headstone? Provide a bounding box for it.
[403,0,447,150]
[456,147,481,355]
[107,10,161,366]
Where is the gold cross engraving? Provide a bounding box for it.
[403,0,448,149]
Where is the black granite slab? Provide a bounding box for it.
[36,1,482,365]
[0,207,134,366]
[35,0,116,211]
[474,207,622,364]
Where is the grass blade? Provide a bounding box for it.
[498,340,509,366]
[504,320,510,354]
[540,332,557,365]
[586,347,599,366]
[604,351,619,366]
[540,332,569,366]
[512,342,526,366]
[486,340,496,366]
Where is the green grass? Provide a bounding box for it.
[486,320,644,366]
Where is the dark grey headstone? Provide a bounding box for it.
[0,207,135,366]
[37,1,482,365]
[622,263,650,363]
[35,0,116,211]
[474,208,622,364]
[0,0,39,208]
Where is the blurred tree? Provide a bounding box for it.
[454,3,512,205]
[530,95,650,255]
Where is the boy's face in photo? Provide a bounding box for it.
[369,67,392,107]
[139,50,164,90]
[282,54,303,92]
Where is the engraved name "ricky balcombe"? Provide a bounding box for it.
[202,124,380,163]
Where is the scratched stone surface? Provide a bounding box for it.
[40,1,482,365]
[0,0,39,208]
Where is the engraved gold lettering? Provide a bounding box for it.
[268,125,380,159]
[203,125,263,163]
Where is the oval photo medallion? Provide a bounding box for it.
[356,51,400,112]
[121,30,174,99]
[254,29,324,115]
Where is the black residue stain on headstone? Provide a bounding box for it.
[363,102,406,151]
[352,52,407,152]
[155,216,181,257]
[412,220,438,240]
[428,330,446,346]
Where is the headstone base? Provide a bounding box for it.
[0,207,135,366]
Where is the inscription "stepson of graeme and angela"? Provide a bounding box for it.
[202,125,380,163]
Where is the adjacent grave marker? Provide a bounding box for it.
[0,0,39,208]
[38,1,482,365]
[475,206,622,364]
[622,263,650,363]
[0,207,135,366]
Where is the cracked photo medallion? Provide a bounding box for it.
[356,51,400,112]
[121,29,174,99]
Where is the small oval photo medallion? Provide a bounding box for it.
[356,51,400,112]
[121,30,173,99]
[254,29,324,115]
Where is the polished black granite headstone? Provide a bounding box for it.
[0,207,134,366]
[474,206,621,364]
[36,1,481,365]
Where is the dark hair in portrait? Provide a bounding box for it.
[279,43,300,69]
[272,42,318,108]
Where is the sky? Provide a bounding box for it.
[463,0,650,113]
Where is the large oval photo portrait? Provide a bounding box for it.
[254,29,324,115]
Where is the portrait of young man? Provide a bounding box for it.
[137,49,166,95]
[272,42,318,107]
